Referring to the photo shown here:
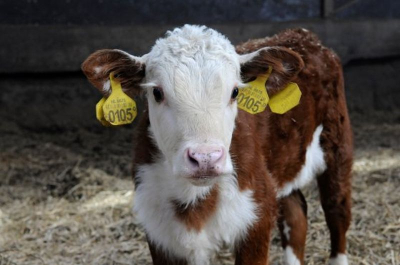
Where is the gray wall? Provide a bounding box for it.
[1,0,399,73]
[1,0,399,26]
[0,0,399,132]
[0,0,321,25]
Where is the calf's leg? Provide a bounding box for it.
[278,190,308,265]
[317,142,352,265]
[235,214,273,265]
[317,167,351,265]
[318,69,353,264]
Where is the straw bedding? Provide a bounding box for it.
[0,112,399,265]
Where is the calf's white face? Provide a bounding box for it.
[82,25,304,186]
[143,26,240,185]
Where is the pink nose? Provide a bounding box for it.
[187,146,225,176]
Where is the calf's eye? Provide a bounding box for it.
[153,87,164,103]
[231,87,239,100]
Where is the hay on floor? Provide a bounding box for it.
[0,112,399,264]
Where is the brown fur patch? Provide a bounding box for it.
[233,154,278,265]
[235,28,352,188]
[234,28,353,261]
[172,185,219,232]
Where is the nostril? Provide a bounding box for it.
[188,152,200,168]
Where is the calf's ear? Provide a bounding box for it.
[81,49,145,98]
[239,47,304,93]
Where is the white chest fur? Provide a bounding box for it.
[134,161,258,265]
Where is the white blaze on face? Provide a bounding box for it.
[142,25,241,183]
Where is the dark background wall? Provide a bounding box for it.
[1,0,399,25]
[0,0,399,131]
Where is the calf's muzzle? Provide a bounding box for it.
[185,146,226,178]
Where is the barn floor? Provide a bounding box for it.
[0,111,399,265]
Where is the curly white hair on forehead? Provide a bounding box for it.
[147,25,239,67]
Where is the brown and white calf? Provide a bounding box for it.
[82,25,353,265]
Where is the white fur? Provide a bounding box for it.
[129,26,264,264]
[103,25,276,185]
[141,25,243,180]
[94,66,103,74]
[277,125,326,198]
[134,159,258,265]
[283,220,291,241]
[102,80,110,94]
[329,254,349,265]
[284,246,301,265]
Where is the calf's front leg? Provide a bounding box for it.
[278,190,308,265]
[235,212,275,265]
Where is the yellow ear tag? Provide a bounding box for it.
[102,73,137,125]
[269,82,302,114]
[96,97,112,126]
[237,67,271,114]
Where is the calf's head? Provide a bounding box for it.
[82,25,303,186]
